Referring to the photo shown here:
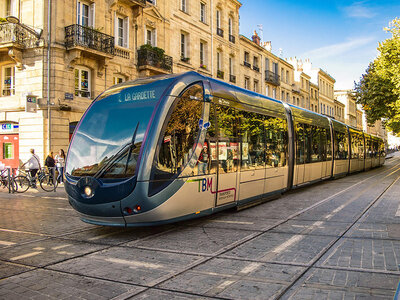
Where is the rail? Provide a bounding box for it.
[137,48,173,72]
[64,24,115,55]
[0,22,39,48]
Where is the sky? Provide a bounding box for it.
[239,0,400,90]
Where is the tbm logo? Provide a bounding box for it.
[196,178,213,192]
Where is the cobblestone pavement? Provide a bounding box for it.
[0,154,400,299]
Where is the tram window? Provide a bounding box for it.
[264,115,287,167]
[201,104,217,175]
[326,128,332,161]
[152,83,204,183]
[239,111,265,170]
[217,105,238,174]
[334,130,349,160]
[359,135,365,159]
[310,126,327,163]
[351,133,359,159]
[296,123,306,164]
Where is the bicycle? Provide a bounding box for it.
[14,168,58,193]
[0,168,17,191]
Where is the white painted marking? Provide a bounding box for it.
[0,240,16,246]
[216,280,235,290]
[396,204,400,217]
[325,214,333,219]
[292,225,307,228]
[239,262,261,274]
[271,235,304,253]
[358,228,386,232]
[10,251,42,261]
[105,257,163,269]
[211,220,254,225]
[56,208,73,211]
[33,247,45,251]
[88,232,118,241]
[0,228,46,236]
[51,244,71,250]
[57,251,74,255]
[331,204,347,214]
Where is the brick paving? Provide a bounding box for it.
[0,153,399,299]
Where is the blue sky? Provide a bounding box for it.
[239,0,400,90]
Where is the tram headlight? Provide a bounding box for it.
[84,186,93,198]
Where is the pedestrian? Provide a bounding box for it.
[55,149,65,184]
[45,151,56,183]
[21,149,41,187]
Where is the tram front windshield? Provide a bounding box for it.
[66,79,171,179]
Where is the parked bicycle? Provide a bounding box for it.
[0,168,17,191]
[14,168,58,193]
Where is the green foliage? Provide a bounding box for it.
[0,18,7,23]
[354,18,400,134]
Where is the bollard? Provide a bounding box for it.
[53,167,56,192]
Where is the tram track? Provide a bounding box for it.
[0,158,399,299]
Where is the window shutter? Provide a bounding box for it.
[114,11,118,46]
[123,17,129,48]
[153,29,157,47]
[76,1,80,24]
[89,3,95,27]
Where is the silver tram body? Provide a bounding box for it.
[65,72,386,227]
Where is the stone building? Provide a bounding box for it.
[335,90,357,127]
[334,99,345,123]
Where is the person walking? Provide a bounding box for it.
[21,149,41,187]
[55,149,65,184]
[45,151,56,183]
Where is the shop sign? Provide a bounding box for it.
[65,93,74,100]
[25,95,37,113]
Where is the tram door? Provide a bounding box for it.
[214,105,239,206]
[294,123,306,185]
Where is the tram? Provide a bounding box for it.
[65,71,386,226]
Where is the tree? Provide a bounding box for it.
[354,18,400,134]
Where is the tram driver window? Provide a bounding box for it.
[334,131,349,160]
[264,115,287,168]
[152,83,204,184]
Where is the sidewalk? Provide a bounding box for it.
[0,183,68,198]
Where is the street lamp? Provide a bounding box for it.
[6,16,43,39]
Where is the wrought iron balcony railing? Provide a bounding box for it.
[244,61,251,68]
[253,65,260,72]
[265,70,280,86]
[217,28,224,37]
[137,48,173,73]
[0,22,39,49]
[229,34,235,43]
[65,24,115,55]
[229,74,236,83]
[217,70,224,79]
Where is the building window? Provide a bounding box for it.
[286,92,289,102]
[181,0,187,12]
[253,56,258,68]
[281,91,284,101]
[265,86,269,96]
[254,80,259,93]
[200,2,206,22]
[272,88,276,99]
[244,77,250,90]
[115,15,129,48]
[217,51,222,71]
[77,1,95,27]
[5,0,17,17]
[146,27,156,46]
[286,70,289,84]
[228,17,233,35]
[2,65,15,97]
[200,41,205,67]
[229,57,234,75]
[216,9,221,28]
[3,143,13,159]
[180,32,188,59]
[113,75,125,85]
[74,67,91,98]
[265,58,269,71]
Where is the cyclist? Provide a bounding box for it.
[21,149,41,187]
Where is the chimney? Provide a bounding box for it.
[263,41,272,51]
[252,30,260,46]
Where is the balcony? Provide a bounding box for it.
[130,0,146,6]
[229,34,235,43]
[0,22,39,49]
[229,74,236,83]
[115,47,130,59]
[137,47,173,73]
[265,70,280,86]
[253,65,260,72]
[244,61,251,68]
[217,70,224,79]
[217,28,224,37]
[65,24,115,56]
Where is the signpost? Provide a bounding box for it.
[25,95,37,113]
